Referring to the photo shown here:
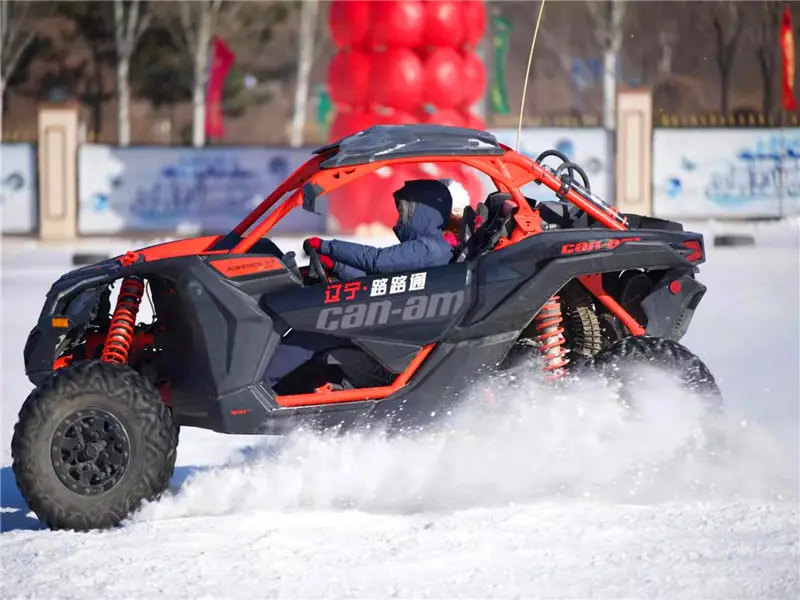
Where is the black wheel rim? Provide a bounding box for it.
[51,408,131,495]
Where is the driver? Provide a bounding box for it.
[304,178,454,281]
[263,179,454,391]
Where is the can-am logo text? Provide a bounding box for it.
[560,237,641,255]
[316,291,466,331]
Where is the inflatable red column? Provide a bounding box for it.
[326,0,373,142]
[326,0,487,233]
[419,0,487,208]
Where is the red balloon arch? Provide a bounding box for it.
[325,0,488,233]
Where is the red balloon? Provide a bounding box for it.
[329,0,370,49]
[463,110,486,131]
[423,108,466,128]
[370,0,424,49]
[328,108,377,143]
[462,0,487,47]
[424,0,463,47]
[461,50,486,108]
[327,50,370,107]
[371,49,424,111]
[328,174,381,232]
[422,47,465,109]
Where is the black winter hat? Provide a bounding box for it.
[393,179,453,225]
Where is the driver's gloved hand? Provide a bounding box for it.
[319,255,335,271]
[303,237,336,274]
[304,237,322,252]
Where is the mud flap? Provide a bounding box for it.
[641,273,706,341]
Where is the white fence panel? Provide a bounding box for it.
[78,145,322,235]
[1,143,37,234]
[652,129,799,219]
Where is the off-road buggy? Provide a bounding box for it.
[13,125,720,531]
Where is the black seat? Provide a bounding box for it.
[460,205,477,244]
[451,205,477,263]
[453,192,516,262]
[476,201,489,223]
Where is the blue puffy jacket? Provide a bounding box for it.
[319,179,454,281]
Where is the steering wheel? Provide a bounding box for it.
[303,240,330,285]
[534,149,591,192]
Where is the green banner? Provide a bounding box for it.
[491,15,512,116]
[316,86,333,134]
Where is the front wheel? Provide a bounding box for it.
[11,360,178,531]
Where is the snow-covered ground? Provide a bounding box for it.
[1,222,798,599]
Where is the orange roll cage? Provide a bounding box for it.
[224,143,629,256]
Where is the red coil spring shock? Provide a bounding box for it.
[533,295,570,381]
[101,277,145,364]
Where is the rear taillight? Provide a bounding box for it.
[683,240,704,262]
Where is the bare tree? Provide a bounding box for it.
[658,27,678,78]
[159,0,225,147]
[710,1,744,115]
[0,0,36,125]
[114,0,151,146]
[289,0,319,148]
[586,0,626,131]
[749,1,782,119]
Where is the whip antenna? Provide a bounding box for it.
[516,0,547,151]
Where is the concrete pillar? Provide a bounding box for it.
[615,89,653,216]
[37,103,80,240]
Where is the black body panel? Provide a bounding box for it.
[146,257,285,429]
[316,124,504,168]
[23,251,299,395]
[451,229,701,340]
[263,262,471,347]
[623,213,685,231]
[641,271,707,341]
[23,223,708,436]
[25,258,125,384]
[354,339,422,374]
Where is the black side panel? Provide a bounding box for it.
[263,262,472,347]
[368,332,520,429]
[148,258,282,430]
[354,339,421,373]
[175,383,378,435]
[461,228,703,329]
[189,332,520,435]
[451,238,696,342]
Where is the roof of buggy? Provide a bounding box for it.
[313,124,505,168]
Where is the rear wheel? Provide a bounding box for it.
[11,360,178,531]
[585,335,723,411]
